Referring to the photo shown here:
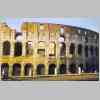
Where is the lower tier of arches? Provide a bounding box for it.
[0,62,99,80]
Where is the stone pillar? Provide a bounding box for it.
[66,40,70,74]
[66,59,70,74]
[33,36,38,78]
[22,42,26,56]
[33,64,37,78]
[9,64,12,78]
[55,67,58,75]
[88,45,91,58]
[0,31,2,57]
[23,32,27,41]
[0,41,3,56]
[45,63,48,75]
[75,44,79,74]
[10,42,14,57]
[21,63,24,76]
[75,44,78,56]
[22,32,26,56]
[56,39,60,75]
[82,44,85,72]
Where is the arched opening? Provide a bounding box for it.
[90,63,96,73]
[90,46,94,56]
[37,64,45,75]
[60,43,66,57]
[69,43,75,55]
[69,63,77,74]
[24,63,33,76]
[14,42,22,56]
[85,62,90,73]
[85,36,88,43]
[48,64,56,75]
[78,44,82,56]
[12,63,21,76]
[26,41,33,56]
[85,45,88,57]
[59,64,66,74]
[3,41,10,55]
[1,63,9,80]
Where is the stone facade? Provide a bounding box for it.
[0,22,99,80]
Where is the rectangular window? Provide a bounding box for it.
[37,49,45,56]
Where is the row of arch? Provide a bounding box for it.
[3,41,22,56]
[1,62,98,80]
[2,41,98,57]
[1,63,78,80]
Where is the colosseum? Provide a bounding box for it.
[0,22,99,81]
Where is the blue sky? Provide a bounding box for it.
[0,17,99,32]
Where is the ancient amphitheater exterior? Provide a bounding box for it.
[0,22,99,81]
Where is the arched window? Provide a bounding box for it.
[26,41,33,56]
[1,63,9,80]
[24,63,33,76]
[85,45,88,57]
[59,64,66,74]
[85,36,88,43]
[78,44,82,56]
[12,63,21,76]
[90,46,94,56]
[69,43,75,55]
[3,41,10,55]
[14,42,22,56]
[69,63,77,73]
[36,64,45,75]
[48,64,56,75]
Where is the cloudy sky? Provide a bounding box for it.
[0,17,99,32]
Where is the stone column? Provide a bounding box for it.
[10,42,14,57]
[45,63,48,75]
[55,66,58,75]
[82,44,85,72]
[21,63,24,76]
[9,64,12,79]
[88,45,91,58]
[75,43,79,74]
[22,42,26,56]
[0,41,3,56]
[22,32,26,56]
[66,59,70,74]
[66,41,70,74]
[33,64,37,78]
[56,37,60,75]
